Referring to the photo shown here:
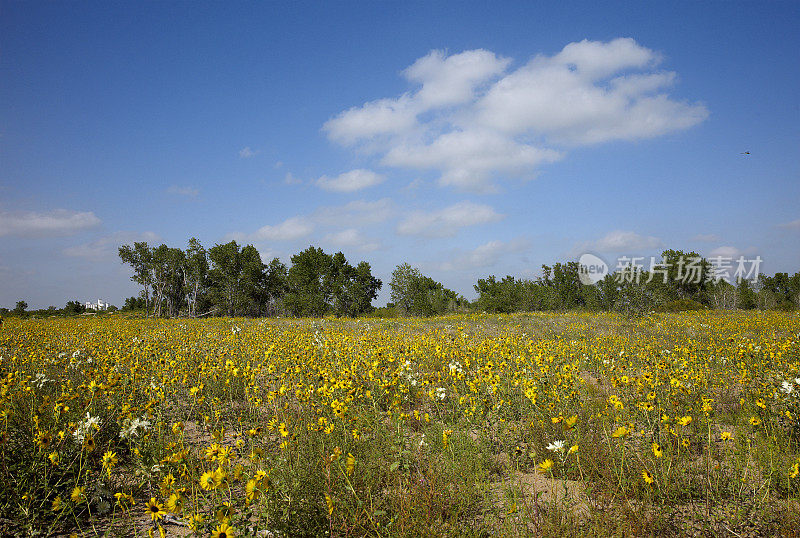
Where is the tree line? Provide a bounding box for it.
[3,247,798,320]
[473,249,800,315]
[117,239,382,318]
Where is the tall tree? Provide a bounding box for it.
[285,246,334,317]
[184,238,208,317]
[264,258,288,316]
[389,263,421,315]
[118,242,154,315]
[207,241,244,316]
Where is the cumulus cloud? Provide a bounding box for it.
[0,209,101,238]
[63,231,161,261]
[778,218,800,230]
[316,169,385,192]
[324,39,707,191]
[404,49,511,109]
[251,217,314,241]
[383,129,561,192]
[167,185,199,197]
[323,228,381,252]
[580,230,663,253]
[397,201,503,237]
[440,238,530,271]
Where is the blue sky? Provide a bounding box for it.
[1,1,798,308]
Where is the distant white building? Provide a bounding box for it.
[84,299,110,311]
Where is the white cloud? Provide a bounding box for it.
[404,49,511,109]
[383,129,561,192]
[476,39,707,145]
[232,199,394,247]
[778,218,800,230]
[323,228,381,252]
[252,217,314,241]
[239,147,258,158]
[167,185,199,197]
[0,209,101,238]
[324,39,707,191]
[707,245,757,259]
[324,95,417,146]
[256,247,281,263]
[63,231,160,261]
[316,169,385,192]
[312,198,395,226]
[581,230,663,253]
[283,172,303,185]
[397,201,503,237]
[440,238,529,271]
[692,233,720,242]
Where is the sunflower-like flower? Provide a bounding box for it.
[200,470,215,491]
[145,497,166,522]
[212,522,236,538]
[102,450,118,474]
[652,442,663,458]
[642,470,654,484]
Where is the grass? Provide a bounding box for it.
[0,310,798,536]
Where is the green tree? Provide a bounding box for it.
[735,278,756,309]
[184,238,209,317]
[285,246,334,317]
[390,264,463,316]
[14,301,28,315]
[64,300,86,315]
[208,241,249,316]
[118,242,154,315]
[389,263,421,315]
[264,258,289,316]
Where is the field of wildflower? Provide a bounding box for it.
[1,310,799,537]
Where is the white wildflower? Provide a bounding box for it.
[120,416,151,439]
[546,440,566,453]
[73,412,100,443]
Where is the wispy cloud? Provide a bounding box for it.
[707,245,757,259]
[283,172,303,185]
[778,218,800,230]
[440,238,529,271]
[691,233,720,242]
[312,198,395,226]
[239,146,258,158]
[229,199,395,249]
[63,231,161,261]
[0,209,101,238]
[167,185,199,197]
[578,230,663,253]
[397,201,503,237]
[323,228,382,252]
[250,216,314,242]
[316,169,385,192]
[324,39,707,192]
